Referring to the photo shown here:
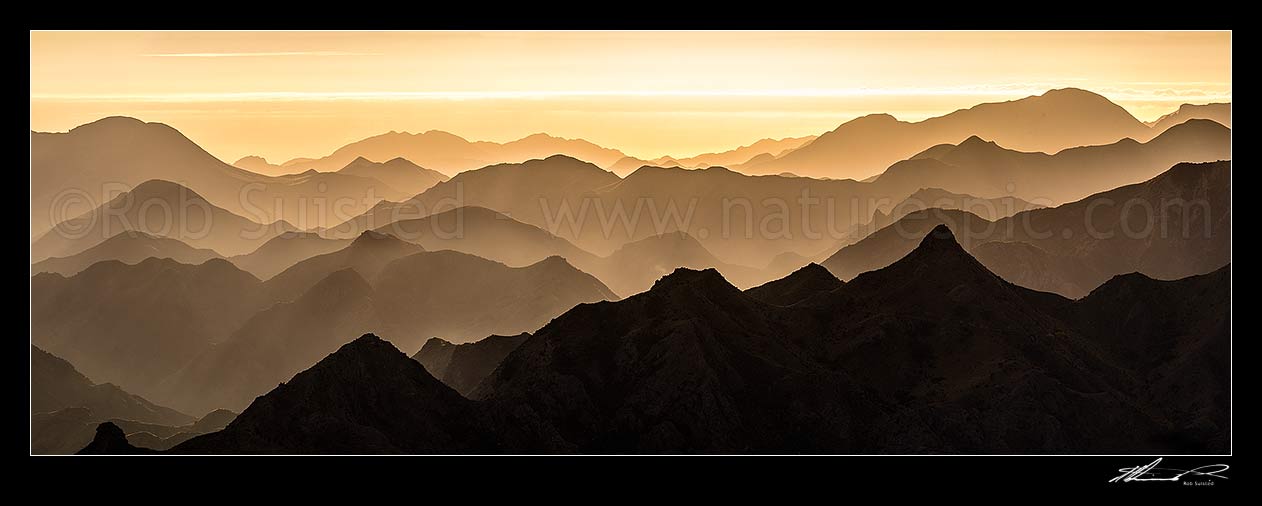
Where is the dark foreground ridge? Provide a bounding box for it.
[79,227,1230,454]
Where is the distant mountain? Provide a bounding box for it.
[32,346,191,425]
[262,230,423,303]
[232,155,294,176]
[743,263,841,306]
[31,230,221,276]
[675,136,817,169]
[325,155,621,240]
[745,88,1181,180]
[278,130,630,176]
[377,207,780,297]
[162,249,614,415]
[867,187,1043,231]
[326,122,1226,271]
[823,161,1231,298]
[596,231,764,295]
[30,179,295,262]
[871,119,1230,205]
[31,258,268,400]
[1148,103,1231,131]
[372,252,616,347]
[413,333,531,397]
[822,208,995,281]
[609,156,656,176]
[977,160,1231,297]
[171,335,496,454]
[337,156,449,196]
[375,206,599,271]
[228,231,351,280]
[31,117,413,233]
[160,268,383,415]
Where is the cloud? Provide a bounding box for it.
[142,51,381,58]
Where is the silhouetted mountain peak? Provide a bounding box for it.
[649,267,739,296]
[541,154,583,164]
[845,113,900,126]
[78,421,154,454]
[1040,87,1108,101]
[67,116,149,134]
[958,135,994,148]
[917,223,965,252]
[127,179,210,203]
[1156,118,1230,138]
[745,262,843,306]
[786,262,835,281]
[351,229,395,246]
[531,255,571,269]
[383,157,417,166]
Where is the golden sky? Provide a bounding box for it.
[30,31,1231,163]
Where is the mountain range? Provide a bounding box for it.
[331,118,1224,269]
[741,89,1228,180]
[31,230,222,276]
[823,161,1231,298]
[153,233,615,415]
[145,225,1227,453]
[870,118,1230,205]
[31,117,419,234]
[30,89,1231,455]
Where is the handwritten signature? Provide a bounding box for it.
[1110,458,1229,483]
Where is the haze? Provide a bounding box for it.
[30,31,1230,163]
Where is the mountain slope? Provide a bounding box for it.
[326,155,621,240]
[1149,103,1231,131]
[868,187,1043,230]
[32,345,191,425]
[263,230,423,302]
[662,136,817,169]
[824,161,1231,297]
[31,117,413,233]
[161,268,382,415]
[228,232,351,280]
[337,156,449,196]
[158,229,1228,453]
[161,250,615,414]
[279,130,630,176]
[747,88,1152,179]
[743,263,842,306]
[31,258,268,399]
[171,334,495,454]
[30,179,294,261]
[31,230,222,276]
[871,119,1230,205]
[375,206,600,271]
[372,252,616,348]
[594,231,764,295]
[413,333,531,397]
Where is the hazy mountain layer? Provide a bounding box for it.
[30,179,295,262]
[31,231,222,276]
[743,88,1196,180]
[151,226,1228,453]
[823,161,1230,298]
